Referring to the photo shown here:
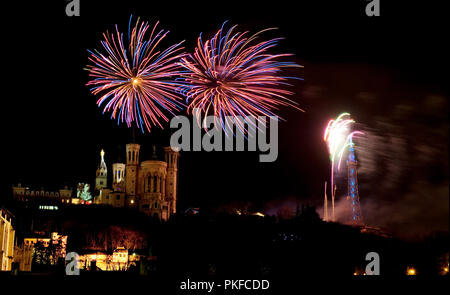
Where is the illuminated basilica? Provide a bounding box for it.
[94,143,179,221]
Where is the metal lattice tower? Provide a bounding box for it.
[347,140,363,225]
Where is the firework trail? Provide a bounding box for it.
[323,113,363,221]
[86,16,187,132]
[178,22,303,134]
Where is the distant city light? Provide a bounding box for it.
[39,205,59,210]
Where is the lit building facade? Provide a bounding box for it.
[23,237,51,248]
[12,183,73,204]
[94,143,179,221]
[77,247,146,271]
[0,208,15,271]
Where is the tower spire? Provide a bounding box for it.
[347,139,363,225]
[100,149,106,170]
[95,149,108,191]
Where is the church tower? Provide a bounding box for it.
[139,146,168,219]
[164,147,179,215]
[125,144,140,197]
[95,149,107,191]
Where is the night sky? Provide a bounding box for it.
[3,0,447,240]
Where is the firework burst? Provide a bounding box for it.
[178,22,303,133]
[324,113,364,170]
[324,113,354,167]
[86,16,187,132]
[323,112,363,221]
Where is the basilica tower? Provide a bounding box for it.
[139,147,168,219]
[95,149,107,191]
[164,147,179,215]
[125,144,140,197]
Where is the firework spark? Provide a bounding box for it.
[178,22,303,133]
[86,16,187,132]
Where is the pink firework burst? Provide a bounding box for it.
[86,16,187,132]
[178,22,303,133]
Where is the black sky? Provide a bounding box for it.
[2,0,448,239]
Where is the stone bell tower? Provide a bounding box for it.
[125,144,140,197]
[164,147,179,215]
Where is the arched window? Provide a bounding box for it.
[147,176,151,192]
[154,176,158,192]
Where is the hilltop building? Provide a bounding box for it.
[10,143,179,221]
[12,184,73,204]
[94,144,179,221]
